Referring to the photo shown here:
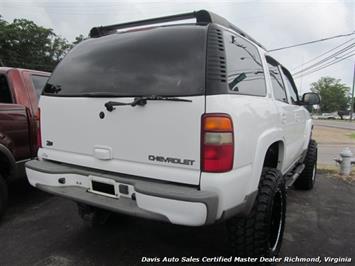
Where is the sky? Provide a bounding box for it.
[0,0,354,94]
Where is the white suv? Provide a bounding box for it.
[26,10,320,259]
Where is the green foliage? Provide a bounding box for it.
[72,34,86,45]
[310,77,350,113]
[0,15,83,71]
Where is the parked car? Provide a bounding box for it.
[319,112,340,120]
[342,114,354,120]
[311,114,321,119]
[25,10,320,259]
[0,67,50,218]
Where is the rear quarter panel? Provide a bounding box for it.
[201,94,283,217]
[205,94,281,170]
[8,69,50,158]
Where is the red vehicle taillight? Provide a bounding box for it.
[201,114,234,172]
[35,108,42,149]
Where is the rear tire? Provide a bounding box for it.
[227,168,286,260]
[77,203,111,227]
[227,168,286,264]
[0,174,8,219]
[294,139,317,190]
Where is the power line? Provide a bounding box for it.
[293,43,355,75]
[294,50,355,77]
[291,38,355,71]
[293,53,352,78]
[292,50,354,78]
[269,31,355,52]
[335,48,355,59]
[293,53,354,78]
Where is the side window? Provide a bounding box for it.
[31,75,49,98]
[0,75,12,103]
[267,59,288,103]
[223,31,266,96]
[281,67,299,105]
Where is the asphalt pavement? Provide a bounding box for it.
[0,174,354,266]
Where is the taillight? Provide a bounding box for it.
[201,114,234,172]
[35,108,42,149]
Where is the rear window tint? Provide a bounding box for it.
[224,31,266,97]
[31,75,49,98]
[44,25,207,97]
[0,75,12,103]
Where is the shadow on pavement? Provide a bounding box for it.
[3,179,51,222]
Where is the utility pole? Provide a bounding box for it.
[350,63,355,122]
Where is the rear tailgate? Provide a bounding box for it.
[38,25,207,186]
[39,96,204,185]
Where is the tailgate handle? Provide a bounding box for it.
[93,146,112,160]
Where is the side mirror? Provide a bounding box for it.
[301,92,320,105]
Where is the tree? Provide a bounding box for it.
[310,77,350,113]
[0,16,82,71]
[72,34,86,46]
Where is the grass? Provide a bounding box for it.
[348,132,355,139]
[317,163,355,183]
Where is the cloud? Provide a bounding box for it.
[0,0,54,30]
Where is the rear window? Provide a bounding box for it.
[31,75,49,98]
[44,25,207,97]
[223,30,266,97]
[0,75,12,103]
[267,58,288,103]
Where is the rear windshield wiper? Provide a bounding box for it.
[43,84,62,94]
[105,96,192,112]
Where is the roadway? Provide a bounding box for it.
[313,119,355,165]
[313,119,355,130]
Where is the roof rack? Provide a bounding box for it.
[89,10,265,49]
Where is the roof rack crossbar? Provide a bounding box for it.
[90,11,202,38]
[89,10,265,49]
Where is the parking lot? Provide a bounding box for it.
[0,172,354,265]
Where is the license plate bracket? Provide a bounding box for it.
[89,175,118,198]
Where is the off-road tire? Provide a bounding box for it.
[294,139,317,190]
[77,203,111,227]
[227,168,286,260]
[0,174,8,219]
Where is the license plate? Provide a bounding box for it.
[89,176,118,198]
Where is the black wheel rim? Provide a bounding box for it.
[270,189,284,252]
